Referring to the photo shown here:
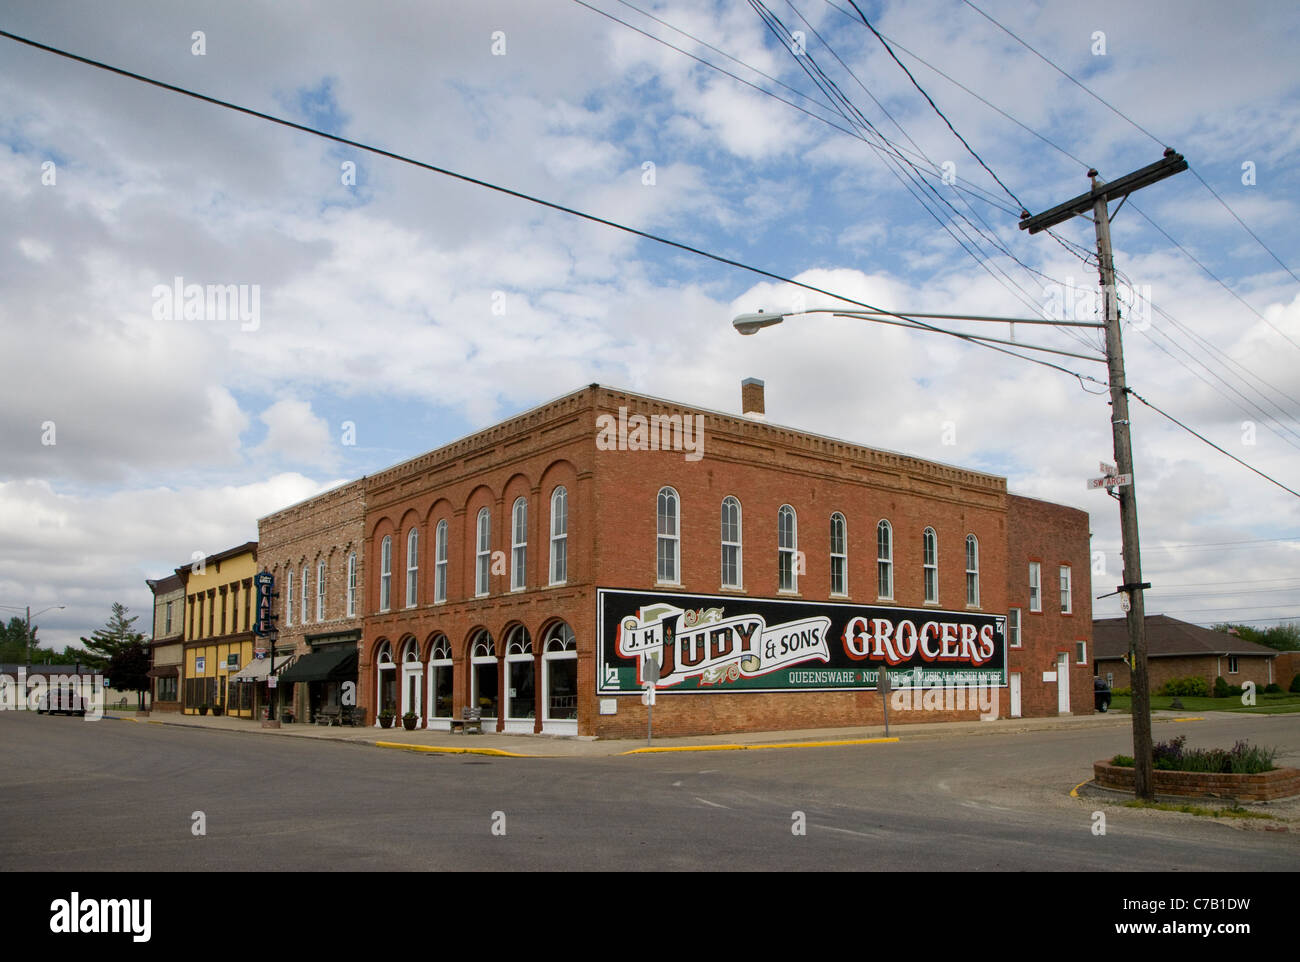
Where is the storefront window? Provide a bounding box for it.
[544,622,578,722]
[429,635,453,718]
[470,631,498,718]
[505,626,534,720]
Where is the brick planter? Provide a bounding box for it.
[1094,761,1300,801]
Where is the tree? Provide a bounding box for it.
[108,640,152,709]
[79,603,147,672]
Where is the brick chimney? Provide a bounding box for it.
[741,377,766,419]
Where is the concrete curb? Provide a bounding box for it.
[374,741,545,758]
[621,736,899,755]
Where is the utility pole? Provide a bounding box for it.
[1020,149,1187,801]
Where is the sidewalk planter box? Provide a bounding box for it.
[402,714,418,731]
[1093,761,1300,801]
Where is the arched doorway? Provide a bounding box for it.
[400,637,423,723]
[375,640,396,725]
[503,625,535,734]
[542,621,578,735]
[469,629,499,726]
[426,634,453,730]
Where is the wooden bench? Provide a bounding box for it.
[314,707,341,726]
[449,706,483,735]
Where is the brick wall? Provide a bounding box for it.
[258,480,367,719]
[1004,494,1093,718]
[352,386,1092,736]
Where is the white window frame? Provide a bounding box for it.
[721,496,743,590]
[380,535,392,612]
[504,625,534,726]
[511,497,527,592]
[285,568,293,626]
[316,558,326,622]
[1008,607,1021,648]
[876,520,893,600]
[470,630,498,720]
[965,535,980,608]
[1029,562,1041,612]
[475,508,491,597]
[657,487,680,585]
[778,504,798,593]
[922,527,938,604]
[830,512,847,597]
[1075,640,1087,665]
[1228,655,1239,674]
[1060,565,1072,614]
[427,635,453,724]
[346,552,357,618]
[549,486,567,586]
[405,528,419,608]
[434,520,448,603]
[301,564,309,625]
[542,622,578,734]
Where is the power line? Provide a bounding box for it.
[959,0,1300,293]
[1127,388,1300,499]
[844,0,1027,212]
[1098,536,1300,551]
[0,26,1106,391]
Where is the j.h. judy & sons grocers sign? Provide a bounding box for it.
[597,588,1006,694]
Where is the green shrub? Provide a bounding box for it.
[1290,674,1300,694]
[1161,676,1209,697]
[1214,676,1230,698]
[1126,737,1276,774]
[1264,683,1282,694]
[1111,687,1131,697]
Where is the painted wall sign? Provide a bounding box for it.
[597,588,1006,694]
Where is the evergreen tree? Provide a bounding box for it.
[108,640,152,708]
[79,603,147,671]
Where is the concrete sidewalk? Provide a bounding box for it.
[103,707,1155,757]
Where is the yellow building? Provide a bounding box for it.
[178,542,258,717]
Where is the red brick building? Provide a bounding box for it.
[355,382,1094,737]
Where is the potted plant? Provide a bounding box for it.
[197,703,209,716]
[402,710,419,731]
[378,708,395,729]
[211,704,223,717]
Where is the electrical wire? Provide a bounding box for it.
[0,26,1108,392]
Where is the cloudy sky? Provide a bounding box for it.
[2,0,1298,650]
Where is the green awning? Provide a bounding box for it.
[278,648,358,684]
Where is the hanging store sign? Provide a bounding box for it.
[254,571,275,637]
[597,588,1006,695]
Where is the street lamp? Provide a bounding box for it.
[0,603,66,667]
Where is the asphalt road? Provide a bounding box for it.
[2,710,1297,871]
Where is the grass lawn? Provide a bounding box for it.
[1109,692,1300,714]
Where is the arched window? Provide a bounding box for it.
[923,527,938,604]
[285,567,293,626]
[405,528,419,607]
[966,534,980,607]
[543,622,578,728]
[877,520,893,600]
[549,486,568,585]
[428,634,453,720]
[721,496,742,589]
[434,520,448,603]
[505,625,534,725]
[316,558,326,621]
[346,552,357,617]
[379,535,392,611]
[301,564,309,624]
[475,508,491,597]
[830,513,847,596]
[657,487,680,584]
[778,505,798,592]
[470,629,498,719]
[511,497,527,591]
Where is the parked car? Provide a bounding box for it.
[36,687,87,716]
[1093,677,1112,712]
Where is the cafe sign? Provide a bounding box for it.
[597,588,1006,694]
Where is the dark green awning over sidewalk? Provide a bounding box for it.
[278,647,358,684]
